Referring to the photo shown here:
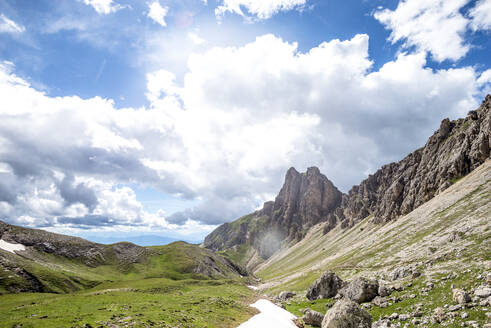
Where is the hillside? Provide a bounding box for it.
[204,95,491,271]
[0,222,246,294]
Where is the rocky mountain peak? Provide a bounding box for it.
[204,95,490,267]
[271,166,342,240]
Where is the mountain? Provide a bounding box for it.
[0,221,246,294]
[204,95,491,270]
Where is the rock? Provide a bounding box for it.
[278,291,296,301]
[378,284,393,297]
[294,318,305,328]
[433,307,447,323]
[339,277,379,303]
[372,296,387,308]
[302,309,324,327]
[389,267,413,281]
[448,304,461,311]
[307,271,344,300]
[389,313,399,320]
[461,312,469,319]
[475,286,491,298]
[453,288,471,304]
[486,273,491,285]
[321,298,372,328]
[372,319,391,328]
[398,314,409,321]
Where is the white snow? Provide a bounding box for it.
[0,239,26,254]
[247,285,259,290]
[237,299,297,328]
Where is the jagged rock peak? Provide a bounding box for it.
[265,166,343,240]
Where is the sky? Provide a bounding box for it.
[0,0,490,245]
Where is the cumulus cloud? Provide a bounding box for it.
[215,0,307,20]
[83,0,122,15]
[0,34,488,231]
[469,0,491,30]
[0,14,25,34]
[374,0,470,62]
[148,1,169,27]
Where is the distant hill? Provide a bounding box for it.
[83,234,200,246]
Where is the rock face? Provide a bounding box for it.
[307,271,344,300]
[204,95,491,266]
[302,309,324,327]
[322,298,372,328]
[204,167,343,259]
[339,277,379,303]
[337,95,491,226]
[278,291,296,301]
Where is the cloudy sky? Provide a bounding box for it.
[0,0,490,244]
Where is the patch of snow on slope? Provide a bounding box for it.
[237,299,297,328]
[0,239,26,254]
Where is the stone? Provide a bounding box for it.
[339,277,379,303]
[448,304,461,311]
[453,288,471,304]
[278,291,296,301]
[321,298,372,328]
[302,309,324,327]
[475,286,491,298]
[486,273,491,285]
[372,319,391,328]
[433,307,446,323]
[378,284,393,297]
[307,271,344,300]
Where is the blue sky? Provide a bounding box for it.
[0,0,489,244]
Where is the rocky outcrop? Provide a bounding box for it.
[306,270,344,300]
[339,277,379,303]
[322,298,372,328]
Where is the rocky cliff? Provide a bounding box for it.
[204,95,491,265]
[204,166,342,261]
[334,94,490,229]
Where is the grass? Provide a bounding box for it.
[0,278,257,328]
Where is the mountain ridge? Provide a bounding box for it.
[204,95,491,269]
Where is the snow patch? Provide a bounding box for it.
[247,285,259,290]
[238,299,297,328]
[0,239,26,254]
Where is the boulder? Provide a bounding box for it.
[278,291,296,301]
[321,298,372,328]
[302,309,324,327]
[307,271,344,300]
[378,283,393,297]
[433,307,447,323]
[475,286,491,298]
[453,289,471,304]
[339,277,379,303]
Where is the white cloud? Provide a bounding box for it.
[374,0,470,62]
[83,0,122,14]
[215,0,307,20]
[469,0,491,30]
[188,32,205,45]
[0,34,488,232]
[0,14,25,34]
[148,1,169,27]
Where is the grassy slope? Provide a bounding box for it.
[0,278,256,328]
[0,241,258,327]
[0,241,245,294]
